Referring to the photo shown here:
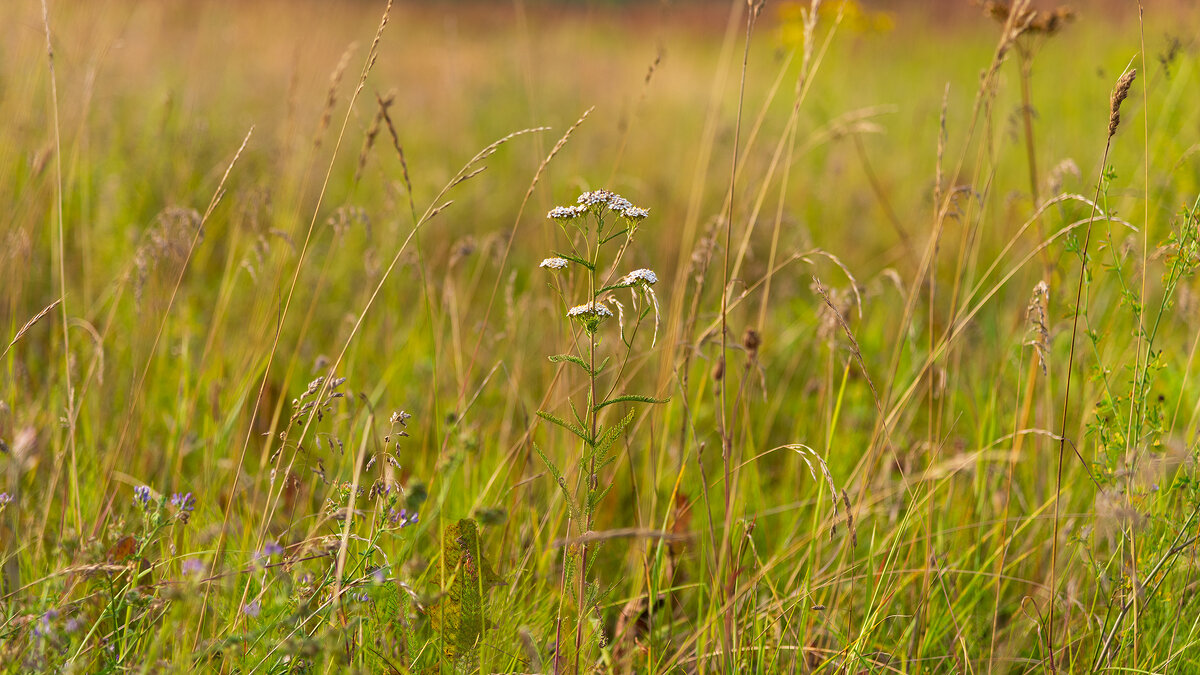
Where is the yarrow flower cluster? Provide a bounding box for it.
[548,205,588,220]
[616,268,661,346]
[567,302,615,335]
[620,268,658,287]
[539,257,570,270]
[547,190,649,224]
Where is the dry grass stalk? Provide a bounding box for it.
[3,298,62,358]
[313,42,357,150]
[812,276,880,407]
[375,91,415,219]
[550,528,689,548]
[354,91,394,183]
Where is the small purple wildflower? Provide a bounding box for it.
[243,600,261,618]
[34,610,58,638]
[170,492,196,524]
[255,541,284,565]
[133,485,153,509]
[387,508,419,528]
[371,567,387,584]
[182,559,205,577]
[0,493,12,509]
[64,617,81,634]
[170,492,195,512]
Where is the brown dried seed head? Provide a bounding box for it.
[742,328,761,356]
[711,357,725,382]
[1109,68,1137,138]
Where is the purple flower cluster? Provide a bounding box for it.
[170,492,196,523]
[387,507,419,528]
[254,541,285,566]
[133,485,153,509]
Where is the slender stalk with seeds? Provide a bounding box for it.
[1049,65,1136,672]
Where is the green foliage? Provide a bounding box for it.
[3,2,1200,672]
[428,518,503,672]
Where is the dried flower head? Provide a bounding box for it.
[567,302,614,335]
[539,257,570,271]
[982,2,1074,37]
[743,328,762,357]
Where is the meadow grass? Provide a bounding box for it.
[4,0,1200,672]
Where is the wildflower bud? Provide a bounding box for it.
[712,357,725,382]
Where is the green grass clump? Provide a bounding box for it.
[4,0,1200,672]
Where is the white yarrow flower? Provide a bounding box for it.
[567,302,613,318]
[548,205,588,220]
[621,268,658,286]
[622,206,649,221]
[539,257,570,270]
[577,190,617,208]
[566,301,613,335]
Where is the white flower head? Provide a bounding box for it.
[539,257,570,271]
[566,302,614,318]
[616,269,660,347]
[577,190,617,208]
[607,196,633,213]
[621,206,649,222]
[566,301,614,335]
[548,205,588,221]
[620,268,658,287]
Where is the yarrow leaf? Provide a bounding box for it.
[593,394,670,412]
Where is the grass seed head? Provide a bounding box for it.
[1109,68,1137,138]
